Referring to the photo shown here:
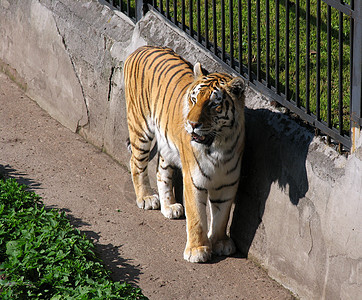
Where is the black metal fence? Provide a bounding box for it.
[105,0,362,151]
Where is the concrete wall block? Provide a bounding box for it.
[40,0,136,157]
[0,0,88,132]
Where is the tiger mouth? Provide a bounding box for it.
[191,132,214,146]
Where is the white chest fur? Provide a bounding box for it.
[190,137,243,191]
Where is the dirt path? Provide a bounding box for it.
[0,72,294,299]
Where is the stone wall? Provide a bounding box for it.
[0,0,361,298]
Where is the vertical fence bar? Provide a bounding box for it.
[275,0,280,93]
[256,0,261,81]
[221,0,226,61]
[238,0,242,74]
[295,0,300,106]
[173,0,177,25]
[351,0,362,151]
[197,0,201,43]
[316,0,321,121]
[181,0,185,31]
[266,0,270,87]
[338,10,344,135]
[189,0,193,38]
[247,0,252,80]
[160,0,164,14]
[306,0,310,113]
[285,0,290,99]
[212,0,217,56]
[166,0,170,19]
[120,0,124,13]
[205,0,209,49]
[229,0,234,68]
[327,5,332,129]
[350,3,354,123]
[127,0,131,17]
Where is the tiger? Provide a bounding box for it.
[123,46,246,263]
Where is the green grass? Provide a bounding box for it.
[152,0,352,134]
[0,179,147,299]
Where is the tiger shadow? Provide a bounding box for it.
[230,106,313,257]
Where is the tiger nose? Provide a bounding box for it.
[188,120,202,129]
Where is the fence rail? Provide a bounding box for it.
[105,0,362,151]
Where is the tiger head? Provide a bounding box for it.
[184,63,246,147]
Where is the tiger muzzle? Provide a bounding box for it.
[190,132,214,146]
[186,120,214,146]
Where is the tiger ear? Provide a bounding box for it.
[226,77,246,98]
[193,62,204,78]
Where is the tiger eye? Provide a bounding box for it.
[215,105,222,113]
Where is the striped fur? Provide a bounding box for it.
[124,46,246,263]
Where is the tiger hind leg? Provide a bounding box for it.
[157,155,184,219]
[208,194,236,256]
[129,133,160,210]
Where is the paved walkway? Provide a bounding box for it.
[0,72,294,299]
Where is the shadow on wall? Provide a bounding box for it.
[230,107,313,257]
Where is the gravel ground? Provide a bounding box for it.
[0,72,295,299]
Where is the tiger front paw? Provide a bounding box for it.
[137,194,160,210]
[161,203,184,219]
[184,246,211,263]
[212,238,236,256]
